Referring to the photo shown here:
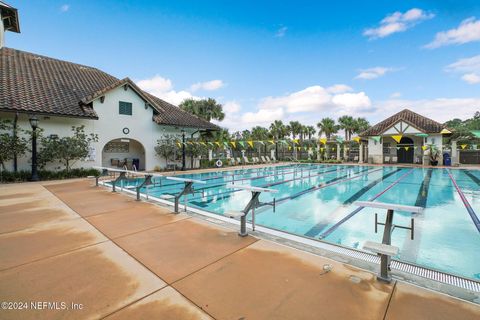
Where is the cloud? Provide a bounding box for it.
[223,101,241,113]
[326,84,353,94]
[136,75,199,105]
[461,73,480,84]
[390,92,402,98]
[190,79,225,92]
[445,55,480,84]
[375,98,480,123]
[275,26,288,38]
[364,8,434,39]
[241,108,284,124]
[425,17,480,49]
[60,4,70,12]
[355,67,394,80]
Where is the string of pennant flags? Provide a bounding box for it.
[174,132,478,151]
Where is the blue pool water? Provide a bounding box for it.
[117,164,480,280]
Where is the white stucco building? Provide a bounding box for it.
[0,2,218,172]
[359,109,450,165]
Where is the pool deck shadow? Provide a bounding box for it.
[0,179,479,319]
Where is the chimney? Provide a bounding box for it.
[0,2,20,48]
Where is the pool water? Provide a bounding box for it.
[118,164,480,281]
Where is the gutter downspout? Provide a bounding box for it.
[13,112,18,172]
[190,129,200,169]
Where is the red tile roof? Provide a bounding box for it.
[360,109,446,136]
[0,47,219,130]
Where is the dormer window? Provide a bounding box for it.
[119,101,132,115]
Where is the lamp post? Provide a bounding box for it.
[29,115,39,181]
[181,129,186,171]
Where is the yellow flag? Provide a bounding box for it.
[247,140,254,148]
[440,129,451,134]
[320,138,327,145]
[353,137,361,143]
[215,141,221,147]
[200,141,207,146]
[288,146,292,150]
[461,144,467,149]
[320,147,324,152]
[405,147,409,151]
[268,140,275,145]
[391,135,402,143]
[421,145,427,151]
[176,142,181,147]
[293,139,299,145]
[230,141,236,148]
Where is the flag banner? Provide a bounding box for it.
[258,141,265,146]
[396,147,401,150]
[353,137,361,143]
[230,141,237,148]
[416,133,429,137]
[215,141,221,147]
[176,142,181,147]
[440,129,452,134]
[336,137,344,143]
[391,135,402,143]
[268,140,275,145]
[460,144,467,149]
[404,147,409,151]
[200,142,207,146]
[293,139,299,145]
[320,138,327,144]
[372,136,381,142]
[281,140,289,145]
[288,146,292,150]
[223,142,229,148]
[304,146,308,151]
[320,147,324,151]
[208,142,214,146]
[471,130,480,138]
[247,140,254,148]
[239,141,246,148]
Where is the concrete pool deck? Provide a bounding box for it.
[0,180,479,319]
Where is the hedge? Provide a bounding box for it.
[0,168,101,183]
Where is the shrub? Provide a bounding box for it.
[0,168,100,183]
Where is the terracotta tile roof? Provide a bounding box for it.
[0,47,219,130]
[360,109,446,136]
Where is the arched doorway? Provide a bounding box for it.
[397,137,414,163]
[102,138,146,170]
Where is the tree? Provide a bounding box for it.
[155,135,179,166]
[38,125,98,172]
[0,119,29,170]
[305,126,316,140]
[289,121,303,139]
[338,115,355,140]
[317,118,338,140]
[269,120,287,140]
[179,98,225,122]
[353,117,370,135]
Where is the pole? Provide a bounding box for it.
[181,131,186,171]
[30,126,39,181]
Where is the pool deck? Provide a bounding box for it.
[1,179,479,319]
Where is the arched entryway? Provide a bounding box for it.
[102,138,146,170]
[397,137,414,163]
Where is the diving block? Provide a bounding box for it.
[226,211,246,218]
[166,176,206,184]
[363,241,399,256]
[353,201,424,214]
[226,184,278,193]
[225,184,278,237]
[355,201,423,283]
[165,176,206,213]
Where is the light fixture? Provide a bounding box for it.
[29,115,38,129]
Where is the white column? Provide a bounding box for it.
[451,140,458,165]
[0,10,5,49]
[336,143,341,160]
[359,143,364,164]
[208,149,213,161]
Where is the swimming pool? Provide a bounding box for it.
[115,164,480,281]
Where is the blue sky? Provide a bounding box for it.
[5,0,480,132]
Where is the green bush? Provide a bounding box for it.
[0,168,100,183]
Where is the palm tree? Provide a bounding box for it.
[338,115,355,141]
[317,118,338,140]
[305,126,316,140]
[269,120,286,140]
[289,121,302,139]
[179,98,225,122]
[353,117,370,135]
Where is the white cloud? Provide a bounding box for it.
[375,98,480,123]
[275,26,288,38]
[461,73,480,84]
[60,4,70,12]
[223,101,241,113]
[326,84,353,94]
[355,67,394,80]
[390,92,402,98]
[190,79,225,92]
[136,75,199,105]
[445,55,480,84]
[241,108,284,124]
[364,8,434,39]
[332,92,372,110]
[425,17,480,49]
